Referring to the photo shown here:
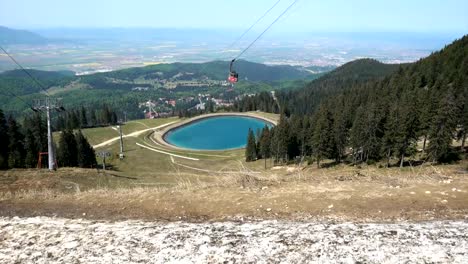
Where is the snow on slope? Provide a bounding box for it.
[0,217,467,263]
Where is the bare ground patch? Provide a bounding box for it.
[0,163,467,222]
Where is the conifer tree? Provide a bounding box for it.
[259,125,271,168]
[418,90,437,153]
[312,105,336,168]
[300,116,312,159]
[75,130,96,168]
[111,111,118,125]
[0,109,8,169]
[394,91,420,167]
[102,105,112,125]
[23,128,38,168]
[350,106,367,163]
[80,106,88,128]
[57,129,78,167]
[255,128,262,159]
[33,114,48,152]
[90,110,97,127]
[381,103,399,166]
[427,90,458,162]
[333,103,348,162]
[7,116,24,168]
[457,87,467,151]
[56,115,66,131]
[274,115,290,163]
[269,127,278,163]
[245,128,257,162]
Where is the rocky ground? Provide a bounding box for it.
[1,217,467,263]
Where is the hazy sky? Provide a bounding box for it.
[1,0,467,33]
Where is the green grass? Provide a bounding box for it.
[121,117,179,135]
[83,113,279,187]
[80,117,179,146]
[81,126,119,146]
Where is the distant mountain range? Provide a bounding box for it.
[0,26,49,45]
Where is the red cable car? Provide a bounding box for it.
[228,59,238,83]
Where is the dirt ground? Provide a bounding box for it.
[0,162,467,222]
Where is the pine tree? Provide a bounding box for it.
[245,128,257,162]
[66,111,80,130]
[427,90,458,162]
[381,103,399,167]
[350,103,382,163]
[417,89,435,153]
[457,87,467,151]
[287,115,302,161]
[255,128,262,159]
[259,126,271,169]
[90,110,97,127]
[57,129,78,167]
[333,103,348,162]
[80,106,88,128]
[299,116,312,160]
[0,109,9,169]
[102,105,112,125]
[394,91,420,167]
[32,114,47,152]
[75,130,96,168]
[312,105,336,168]
[56,115,66,131]
[23,128,38,168]
[111,111,118,125]
[350,106,367,163]
[7,116,25,168]
[274,115,290,163]
[269,127,278,163]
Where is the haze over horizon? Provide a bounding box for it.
[1,0,467,34]
[0,0,466,73]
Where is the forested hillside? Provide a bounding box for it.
[234,59,402,113]
[245,35,467,165]
[0,60,318,117]
[100,60,313,82]
[278,59,404,115]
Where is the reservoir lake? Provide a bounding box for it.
[164,116,273,150]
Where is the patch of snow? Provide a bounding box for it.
[0,217,467,263]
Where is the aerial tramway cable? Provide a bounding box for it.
[0,46,51,97]
[228,0,299,84]
[200,0,282,77]
[234,0,299,60]
[225,0,282,52]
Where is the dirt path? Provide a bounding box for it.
[92,121,178,149]
[1,217,467,263]
[136,143,199,161]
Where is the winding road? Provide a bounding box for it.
[92,121,178,149]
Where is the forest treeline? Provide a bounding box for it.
[55,104,119,131]
[243,35,468,166]
[0,109,96,169]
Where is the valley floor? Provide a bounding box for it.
[1,217,467,263]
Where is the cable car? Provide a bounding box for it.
[228,59,238,83]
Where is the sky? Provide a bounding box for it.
[0,0,467,34]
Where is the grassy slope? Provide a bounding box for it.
[80,113,277,186]
[3,113,468,222]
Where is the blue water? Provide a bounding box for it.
[164,116,273,150]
